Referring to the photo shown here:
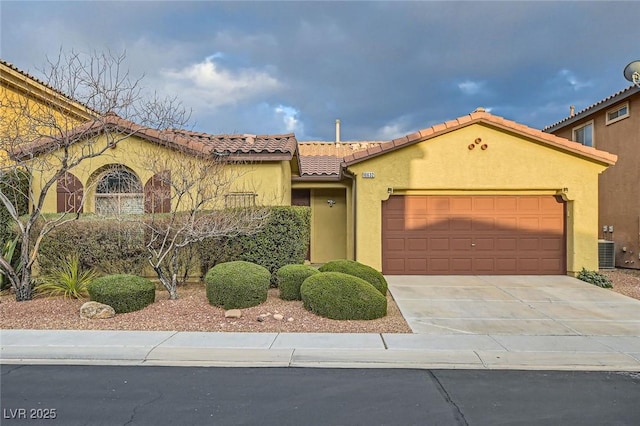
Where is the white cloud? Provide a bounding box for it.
[458,80,485,95]
[375,121,416,140]
[161,55,282,109]
[558,69,593,90]
[274,105,304,134]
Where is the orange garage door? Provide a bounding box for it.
[382,195,566,275]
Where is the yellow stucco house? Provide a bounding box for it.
[0,59,96,154]
[3,60,617,277]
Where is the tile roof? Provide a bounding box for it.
[297,142,383,176]
[168,129,297,157]
[544,85,640,131]
[342,108,617,167]
[12,113,297,161]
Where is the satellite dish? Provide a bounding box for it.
[623,61,640,86]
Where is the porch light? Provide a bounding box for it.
[623,61,640,88]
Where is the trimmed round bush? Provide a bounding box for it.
[205,261,270,309]
[300,272,387,320]
[274,264,319,301]
[318,259,388,295]
[87,274,155,314]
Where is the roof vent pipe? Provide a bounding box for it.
[335,119,341,143]
[569,105,575,117]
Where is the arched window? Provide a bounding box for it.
[95,166,143,215]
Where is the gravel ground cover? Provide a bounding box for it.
[1,269,638,333]
[0,286,411,333]
[601,268,640,300]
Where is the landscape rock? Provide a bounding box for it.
[273,314,284,321]
[287,317,294,322]
[256,316,265,322]
[80,301,115,319]
[225,309,242,319]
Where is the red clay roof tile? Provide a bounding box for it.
[13,114,297,160]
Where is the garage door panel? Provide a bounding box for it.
[474,258,495,272]
[496,258,518,272]
[474,238,494,250]
[473,218,496,231]
[407,238,427,251]
[385,218,405,231]
[429,238,450,250]
[496,238,517,251]
[382,195,565,275]
[451,238,472,251]
[451,218,472,231]
[541,238,562,251]
[407,258,427,273]
[385,238,405,251]
[518,238,540,251]
[451,258,473,272]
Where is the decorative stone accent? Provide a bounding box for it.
[273,314,284,321]
[225,309,242,319]
[80,301,115,319]
[287,317,294,322]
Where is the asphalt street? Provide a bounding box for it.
[1,365,638,425]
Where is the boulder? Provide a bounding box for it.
[80,301,116,319]
[225,309,242,319]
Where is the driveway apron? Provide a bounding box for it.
[386,275,640,336]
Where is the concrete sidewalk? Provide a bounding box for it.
[2,329,640,371]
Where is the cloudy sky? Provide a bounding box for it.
[1,1,639,141]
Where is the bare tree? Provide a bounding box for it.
[139,150,270,300]
[0,50,189,301]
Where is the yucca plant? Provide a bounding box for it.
[1,236,22,291]
[36,255,100,299]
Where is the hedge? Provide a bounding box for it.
[37,216,148,276]
[198,206,311,277]
[87,274,156,313]
[300,272,387,320]
[205,261,270,309]
[34,205,310,280]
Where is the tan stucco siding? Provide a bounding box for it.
[33,135,291,213]
[347,123,608,274]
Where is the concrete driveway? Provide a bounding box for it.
[387,275,640,336]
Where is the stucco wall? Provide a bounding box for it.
[32,134,291,214]
[346,123,608,275]
[551,96,640,268]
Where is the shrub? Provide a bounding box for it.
[199,206,311,279]
[318,259,388,295]
[275,264,319,301]
[37,216,148,276]
[205,261,270,309]
[300,272,387,320]
[87,274,156,313]
[36,255,99,299]
[577,268,613,288]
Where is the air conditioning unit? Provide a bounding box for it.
[598,240,615,269]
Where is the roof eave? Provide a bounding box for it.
[544,86,640,132]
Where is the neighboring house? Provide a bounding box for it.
[4,60,618,276]
[544,85,640,270]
